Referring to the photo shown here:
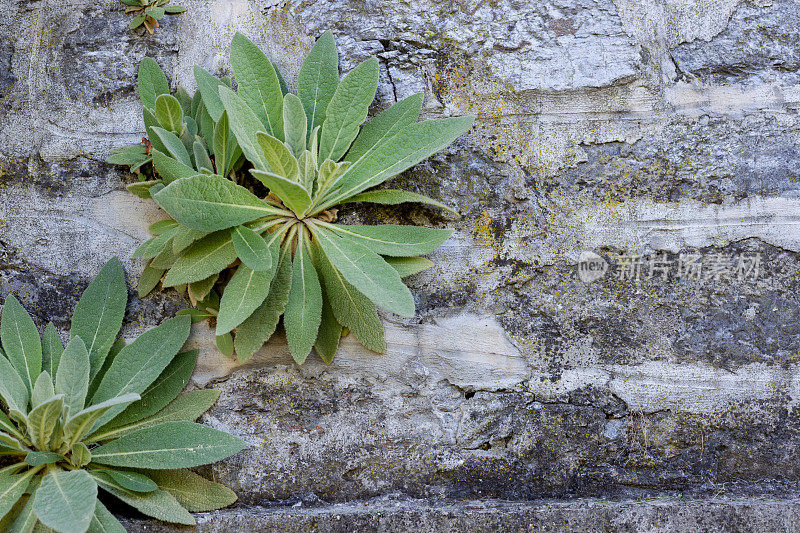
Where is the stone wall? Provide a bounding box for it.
[2,0,800,530]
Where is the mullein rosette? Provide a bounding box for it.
[0,258,245,533]
[121,0,186,34]
[108,31,474,365]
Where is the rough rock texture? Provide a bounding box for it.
[122,497,800,532]
[2,0,800,530]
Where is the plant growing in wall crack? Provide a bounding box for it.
[108,31,474,364]
[0,258,246,532]
[121,0,186,34]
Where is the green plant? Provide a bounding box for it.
[121,0,186,34]
[0,258,246,532]
[108,32,474,364]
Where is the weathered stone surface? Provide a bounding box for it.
[2,0,800,529]
[121,497,800,532]
[672,0,800,83]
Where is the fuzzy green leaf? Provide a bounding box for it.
[149,219,179,236]
[55,337,90,416]
[308,126,320,166]
[6,492,35,533]
[133,227,177,259]
[41,323,65,380]
[284,233,322,364]
[175,87,192,114]
[178,124,196,163]
[153,243,179,270]
[0,471,35,522]
[251,170,311,215]
[297,151,315,191]
[93,476,194,526]
[0,411,22,442]
[138,58,170,111]
[344,93,422,164]
[217,86,269,170]
[155,94,183,134]
[27,394,63,452]
[339,188,456,214]
[126,180,160,199]
[255,132,298,179]
[144,245,175,271]
[70,257,127,383]
[311,240,385,353]
[318,57,379,163]
[145,6,165,20]
[0,356,29,416]
[90,316,191,428]
[143,469,237,512]
[92,421,245,469]
[33,471,97,533]
[314,298,342,364]
[172,226,206,255]
[187,276,217,304]
[153,174,284,232]
[330,224,452,257]
[87,501,125,533]
[216,333,234,357]
[282,93,307,158]
[384,256,434,278]
[234,243,290,362]
[87,339,125,407]
[94,390,220,441]
[213,111,239,177]
[196,101,215,151]
[321,116,475,209]
[103,349,196,432]
[143,107,168,156]
[129,14,145,29]
[63,394,140,448]
[314,159,350,200]
[163,230,237,286]
[230,33,283,138]
[231,225,273,271]
[24,451,63,467]
[138,265,164,298]
[152,149,195,184]
[149,127,192,167]
[1,294,42,394]
[313,227,414,317]
[183,115,198,138]
[101,470,157,493]
[193,141,214,172]
[216,265,275,336]
[176,309,213,323]
[0,430,26,453]
[193,66,226,122]
[297,31,339,136]
[106,144,149,166]
[30,372,55,409]
[70,442,92,468]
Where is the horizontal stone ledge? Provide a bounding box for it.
[120,497,800,532]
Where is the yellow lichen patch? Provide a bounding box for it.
[430,51,537,172]
[473,209,499,249]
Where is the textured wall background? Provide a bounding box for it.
[2,0,800,530]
